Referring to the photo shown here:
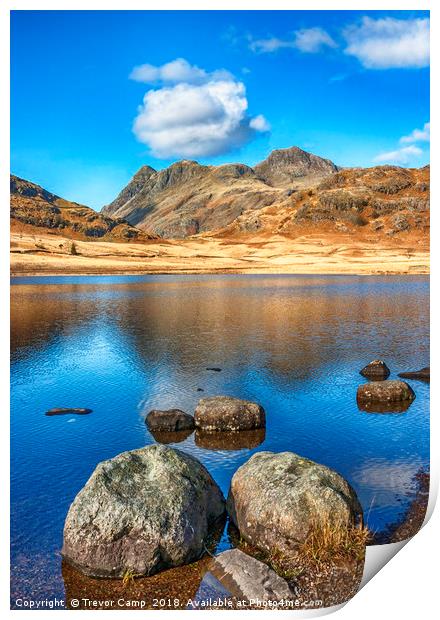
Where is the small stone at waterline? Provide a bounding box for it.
[195,396,266,432]
[146,408,194,432]
[360,360,390,380]
[356,380,415,407]
[46,407,92,416]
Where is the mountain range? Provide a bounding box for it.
[101,147,341,237]
[11,145,429,245]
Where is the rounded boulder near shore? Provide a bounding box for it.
[227,451,363,555]
[62,445,225,578]
[194,396,265,432]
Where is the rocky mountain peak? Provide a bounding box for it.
[254,146,339,187]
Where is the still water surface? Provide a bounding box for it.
[11,274,429,601]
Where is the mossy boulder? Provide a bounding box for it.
[227,451,362,555]
[62,445,225,578]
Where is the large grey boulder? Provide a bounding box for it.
[360,360,390,380]
[357,380,415,406]
[146,408,194,432]
[194,396,265,432]
[208,549,293,602]
[227,451,362,555]
[62,445,225,578]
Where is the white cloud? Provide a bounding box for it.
[249,36,295,53]
[249,27,336,54]
[344,17,429,69]
[249,114,271,132]
[294,27,337,53]
[374,145,422,165]
[131,61,270,158]
[400,122,430,144]
[129,58,232,85]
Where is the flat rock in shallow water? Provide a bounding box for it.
[360,360,390,380]
[62,444,225,578]
[146,408,194,432]
[208,549,293,602]
[227,451,362,555]
[398,366,430,382]
[357,380,415,407]
[46,407,92,416]
[195,396,265,432]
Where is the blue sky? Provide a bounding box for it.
[11,10,430,209]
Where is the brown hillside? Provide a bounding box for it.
[10,175,156,242]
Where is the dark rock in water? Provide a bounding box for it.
[150,428,194,444]
[195,396,266,432]
[360,360,390,380]
[398,366,430,382]
[62,445,225,578]
[227,451,362,555]
[195,428,265,451]
[207,549,293,602]
[146,408,194,432]
[197,387,204,392]
[357,380,415,410]
[206,367,222,372]
[46,407,92,416]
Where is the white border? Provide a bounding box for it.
[2,1,437,618]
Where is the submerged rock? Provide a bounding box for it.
[359,360,390,380]
[206,367,222,372]
[207,549,293,602]
[195,396,265,432]
[227,451,362,555]
[195,428,265,451]
[62,445,225,578]
[398,366,430,382]
[146,408,194,432]
[357,380,415,409]
[46,407,92,416]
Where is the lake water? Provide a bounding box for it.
[10,274,429,603]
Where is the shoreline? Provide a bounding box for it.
[11,269,430,278]
[10,231,429,279]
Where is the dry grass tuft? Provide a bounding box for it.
[297,520,370,567]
